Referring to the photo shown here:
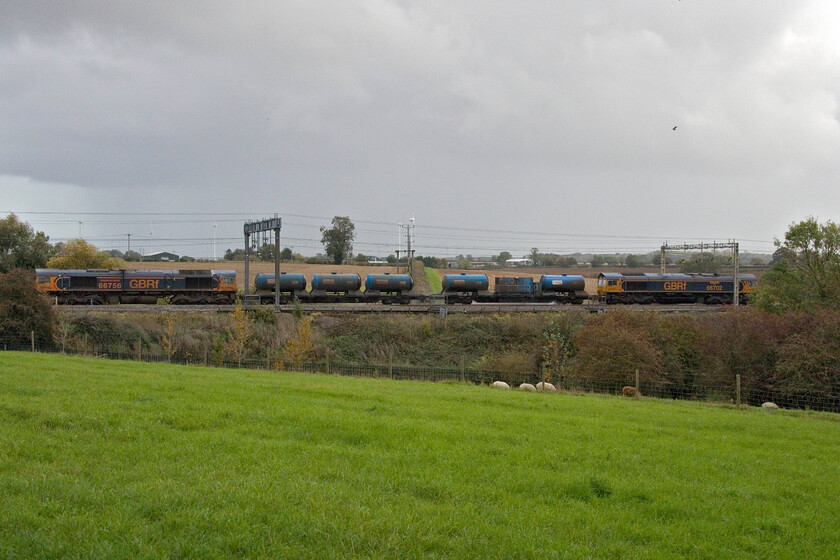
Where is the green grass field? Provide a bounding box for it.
[1,352,839,559]
[424,266,442,294]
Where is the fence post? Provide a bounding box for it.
[31,331,35,352]
[736,374,741,407]
[325,347,330,375]
[137,340,142,362]
[388,354,393,380]
[460,355,465,383]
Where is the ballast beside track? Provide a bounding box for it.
[57,302,727,315]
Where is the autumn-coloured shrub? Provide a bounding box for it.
[0,268,56,347]
[573,310,666,383]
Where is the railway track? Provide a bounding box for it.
[56,302,726,315]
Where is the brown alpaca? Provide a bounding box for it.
[622,386,639,397]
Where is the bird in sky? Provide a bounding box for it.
[672,126,678,130]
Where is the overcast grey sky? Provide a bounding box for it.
[2,1,839,258]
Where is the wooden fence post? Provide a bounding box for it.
[31,331,35,353]
[736,374,741,407]
[635,369,640,393]
[460,355,465,383]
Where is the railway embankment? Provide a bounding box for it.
[16,306,840,413]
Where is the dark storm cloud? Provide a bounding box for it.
[1,1,839,252]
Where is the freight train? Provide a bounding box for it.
[35,268,756,306]
[35,269,237,304]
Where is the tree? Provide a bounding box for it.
[284,316,315,368]
[46,239,125,269]
[224,248,246,261]
[279,247,293,261]
[496,251,512,265]
[225,303,254,367]
[320,216,355,265]
[754,217,840,311]
[0,213,55,272]
[679,252,729,274]
[625,254,650,268]
[778,217,840,302]
[0,268,56,346]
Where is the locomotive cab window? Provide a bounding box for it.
[608,280,618,286]
[37,276,51,284]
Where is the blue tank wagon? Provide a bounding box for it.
[442,273,491,303]
[364,274,414,304]
[490,275,587,303]
[309,273,364,302]
[254,272,307,304]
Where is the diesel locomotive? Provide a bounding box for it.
[596,272,757,304]
[35,268,237,304]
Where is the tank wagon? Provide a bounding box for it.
[35,269,237,305]
[254,272,414,304]
[363,274,414,304]
[597,272,757,304]
[441,274,491,304]
[254,272,307,304]
[488,275,587,304]
[440,274,586,304]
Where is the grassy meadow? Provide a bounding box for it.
[1,352,839,559]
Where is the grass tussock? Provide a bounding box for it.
[1,352,840,559]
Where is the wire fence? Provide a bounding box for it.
[2,334,839,414]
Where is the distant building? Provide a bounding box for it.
[506,258,534,267]
[142,251,179,262]
[368,257,387,265]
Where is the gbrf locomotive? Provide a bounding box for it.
[597,272,757,304]
[35,269,237,304]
